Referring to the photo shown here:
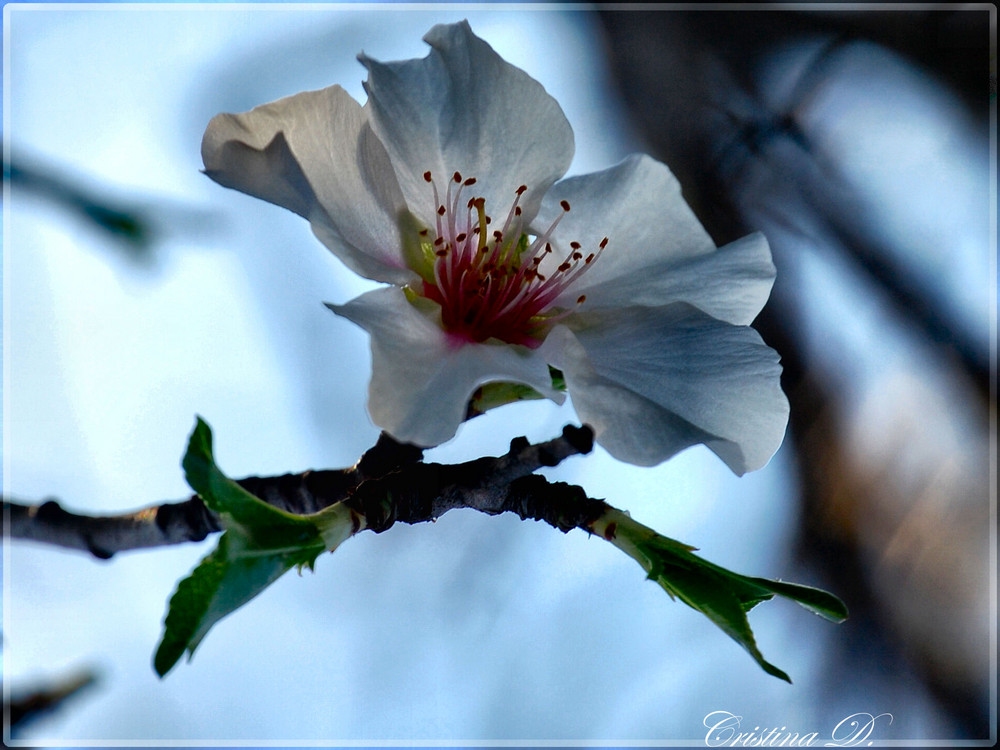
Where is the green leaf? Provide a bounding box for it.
[154,417,355,677]
[181,417,326,550]
[153,530,319,677]
[467,366,568,416]
[595,509,848,682]
[469,381,547,414]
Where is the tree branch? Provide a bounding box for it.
[5,425,597,559]
[6,668,99,735]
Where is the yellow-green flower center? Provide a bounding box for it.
[406,170,605,348]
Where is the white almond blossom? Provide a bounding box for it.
[201,20,788,474]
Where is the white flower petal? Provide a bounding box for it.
[532,154,714,286]
[572,232,776,326]
[360,20,574,228]
[202,85,416,285]
[541,304,789,474]
[328,286,562,447]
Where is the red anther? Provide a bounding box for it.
[414,174,605,347]
[577,295,587,304]
[600,237,609,249]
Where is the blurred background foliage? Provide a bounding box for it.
[2,4,994,743]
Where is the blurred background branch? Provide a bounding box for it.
[2,663,99,739]
[4,157,156,266]
[3,155,218,269]
[598,6,993,737]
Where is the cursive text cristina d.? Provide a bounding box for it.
[703,711,894,747]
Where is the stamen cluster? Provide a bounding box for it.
[415,170,606,347]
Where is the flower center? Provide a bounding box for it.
[407,170,606,348]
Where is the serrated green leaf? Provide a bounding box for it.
[670,574,786,679]
[742,576,849,623]
[182,417,324,550]
[154,531,321,676]
[596,509,847,682]
[154,534,229,676]
[155,417,353,677]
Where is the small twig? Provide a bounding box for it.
[4,496,219,560]
[5,426,596,559]
[6,669,99,734]
[4,431,423,559]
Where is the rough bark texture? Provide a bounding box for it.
[5,425,599,559]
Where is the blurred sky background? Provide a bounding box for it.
[2,3,995,745]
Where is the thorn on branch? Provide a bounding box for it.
[153,496,220,542]
[508,436,530,453]
[356,431,425,477]
[561,423,595,455]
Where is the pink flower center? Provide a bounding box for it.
[412,170,606,348]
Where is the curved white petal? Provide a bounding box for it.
[532,154,714,288]
[328,286,562,447]
[202,85,416,285]
[571,232,776,326]
[540,304,789,474]
[360,20,574,229]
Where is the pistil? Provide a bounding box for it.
[413,171,606,347]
